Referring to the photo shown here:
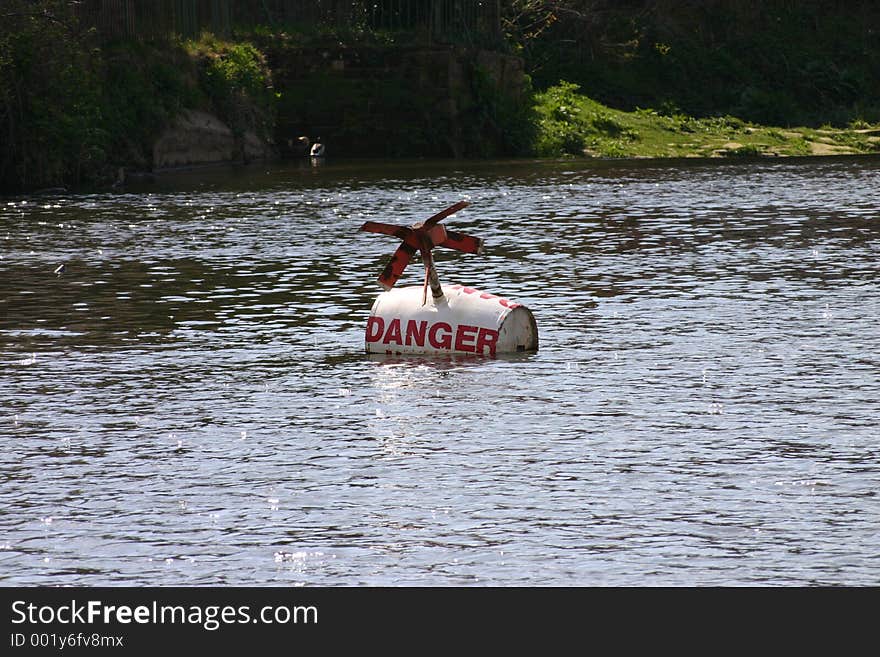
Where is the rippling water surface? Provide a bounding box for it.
[2,156,879,585]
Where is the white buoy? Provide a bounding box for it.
[366,284,537,356]
[360,201,538,357]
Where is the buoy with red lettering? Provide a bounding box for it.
[360,201,538,357]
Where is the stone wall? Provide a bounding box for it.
[152,109,275,171]
[148,46,527,171]
[268,45,529,159]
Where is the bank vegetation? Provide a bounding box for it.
[2,1,879,192]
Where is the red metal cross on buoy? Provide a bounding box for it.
[359,201,538,357]
[360,200,482,305]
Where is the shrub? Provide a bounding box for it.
[533,81,638,156]
[186,36,276,139]
[0,1,106,189]
[722,143,764,157]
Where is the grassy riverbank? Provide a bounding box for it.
[509,1,880,129]
[4,1,880,192]
[532,82,880,159]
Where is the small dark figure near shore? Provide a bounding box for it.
[286,135,310,157]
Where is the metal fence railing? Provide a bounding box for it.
[73,0,230,42]
[74,0,502,47]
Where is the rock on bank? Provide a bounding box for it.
[152,109,274,170]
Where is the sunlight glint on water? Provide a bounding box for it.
[1,156,879,585]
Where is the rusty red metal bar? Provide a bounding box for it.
[360,201,483,298]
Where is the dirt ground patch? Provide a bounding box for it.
[808,140,856,155]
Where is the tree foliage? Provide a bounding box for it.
[502,0,880,126]
[0,1,105,190]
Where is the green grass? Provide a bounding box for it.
[532,82,880,159]
[182,34,276,139]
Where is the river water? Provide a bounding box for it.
[2,156,879,586]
